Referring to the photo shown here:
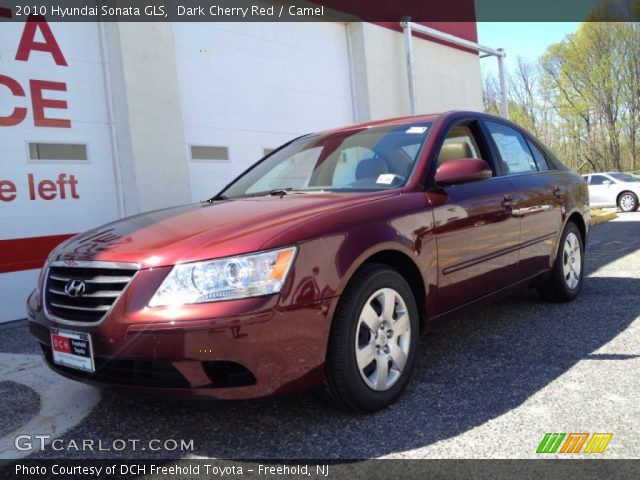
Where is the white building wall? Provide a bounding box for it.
[0,22,119,322]
[357,22,484,119]
[102,23,192,215]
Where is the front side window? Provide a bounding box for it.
[486,122,537,174]
[218,123,431,199]
[437,125,482,168]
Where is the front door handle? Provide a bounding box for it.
[553,186,564,200]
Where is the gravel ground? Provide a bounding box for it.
[1,213,638,460]
[0,382,39,438]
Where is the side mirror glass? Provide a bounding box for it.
[435,158,493,186]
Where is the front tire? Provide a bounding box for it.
[618,191,638,212]
[538,222,584,302]
[323,264,419,412]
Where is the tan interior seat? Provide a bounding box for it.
[438,142,473,164]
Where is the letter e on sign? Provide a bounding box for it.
[30,80,71,128]
[0,180,17,202]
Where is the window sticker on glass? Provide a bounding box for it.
[493,134,534,172]
[376,174,396,185]
[406,126,428,134]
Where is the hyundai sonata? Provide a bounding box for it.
[27,111,590,412]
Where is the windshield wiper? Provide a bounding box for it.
[268,188,293,196]
[211,188,326,201]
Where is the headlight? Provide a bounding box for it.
[148,246,297,307]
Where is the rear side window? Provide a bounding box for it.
[590,175,610,185]
[485,122,537,175]
[526,140,550,171]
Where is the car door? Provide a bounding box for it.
[483,121,564,279]
[428,119,520,314]
[588,174,616,207]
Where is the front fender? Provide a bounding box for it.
[268,193,437,319]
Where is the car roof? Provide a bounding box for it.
[318,110,530,137]
[320,113,443,136]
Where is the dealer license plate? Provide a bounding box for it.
[50,328,95,373]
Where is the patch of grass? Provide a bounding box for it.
[590,209,618,226]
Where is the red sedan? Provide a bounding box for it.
[27,111,590,412]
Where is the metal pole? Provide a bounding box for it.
[401,18,417,115]
[399,20,506,118]
[406,21,504,57]
[497,48,509,119]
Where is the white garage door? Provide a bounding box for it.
[173,22,354,200]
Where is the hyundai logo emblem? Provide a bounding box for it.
[64,279,86,298]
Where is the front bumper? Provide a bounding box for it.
[27,273,338,399]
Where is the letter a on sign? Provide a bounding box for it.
[16,15,67,66]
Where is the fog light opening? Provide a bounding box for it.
[202,361,256,387]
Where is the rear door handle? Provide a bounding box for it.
[502,195,517,208]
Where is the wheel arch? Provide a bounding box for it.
[547,210,588,272]
[343,249,427,332]
[567,211,587,245]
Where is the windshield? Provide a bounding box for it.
[610,172,640,183]
[216,123,431,199]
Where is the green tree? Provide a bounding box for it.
[483,20,640,174]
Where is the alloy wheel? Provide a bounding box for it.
[619,193,636,212]
[562,232,582,289]
[354,288,411,391]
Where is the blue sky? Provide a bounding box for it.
[476,22,580,76]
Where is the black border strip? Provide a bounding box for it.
[3,459,640,480]
[1,0,639,22]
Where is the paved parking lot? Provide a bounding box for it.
[1,213,639,459]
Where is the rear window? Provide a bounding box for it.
[526,140,550,171]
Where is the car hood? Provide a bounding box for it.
[51,192,395,268]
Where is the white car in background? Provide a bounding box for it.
[582,172,640,212]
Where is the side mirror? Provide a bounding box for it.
[602,180,612,186]
[435,158,492,186]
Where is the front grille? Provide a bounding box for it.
[45,262,138,323]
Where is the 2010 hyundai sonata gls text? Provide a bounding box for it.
[27,111,590,412]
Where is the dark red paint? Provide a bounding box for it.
[434,158,492,185]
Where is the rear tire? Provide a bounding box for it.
[323,264,419,412]
[617,191,638,212]
[538,222,584,302]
